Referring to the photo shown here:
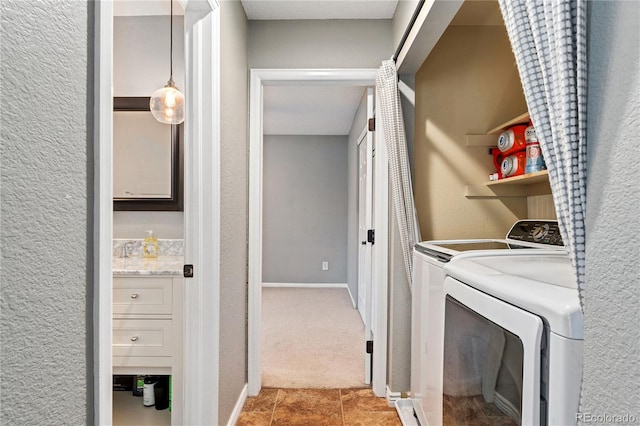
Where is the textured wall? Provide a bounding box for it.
[262,136,348,284]
[0,1,91,423]
[583,1,640,419]
[248,19,392,69]
[219,1,249,424]
[113,15,185,238]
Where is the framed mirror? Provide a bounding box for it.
[113,97,183,211]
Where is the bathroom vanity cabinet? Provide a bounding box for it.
[111,249,184,424]
[112,275,184,375]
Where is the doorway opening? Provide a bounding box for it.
[94,1,220,425]
[248,69,390,397]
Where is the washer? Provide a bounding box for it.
[442,253,582,425]
[408,220,566,426]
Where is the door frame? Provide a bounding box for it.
[247,68,390,397]
[93,1,220,424]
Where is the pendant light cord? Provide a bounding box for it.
[169,0,174,82]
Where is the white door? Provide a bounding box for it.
[357,128,373,383]
[357,88,375,384]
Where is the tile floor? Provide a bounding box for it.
[237,388,402,426]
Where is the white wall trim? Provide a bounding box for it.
[395,0,464,75]
[182,1,220,425]
[347,284,357,309]
[262,283,357,307]
[248,68,388,398]
[248,69,265,397]
[385,385,408,406]
[252,68,380,86]
[226,384,248,426]
[94,1,114,424]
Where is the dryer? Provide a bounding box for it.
[442,253,582,425]
[407,220,566,426]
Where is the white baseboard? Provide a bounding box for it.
[227,383,248,426]
[386,385,410,407]
[262,282,349,289]
[346,284,357,308]
[262,282,357,309]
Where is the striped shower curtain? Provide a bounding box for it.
[376,60,420,289]
[498,0,588,306]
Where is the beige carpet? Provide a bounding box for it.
[261,287,367,388]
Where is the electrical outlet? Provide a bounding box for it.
[322,261,329,271]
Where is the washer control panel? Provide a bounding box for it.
[506,220,564,246]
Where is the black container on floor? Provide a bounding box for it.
[154,376,170,410]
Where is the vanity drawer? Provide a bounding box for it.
[113,277,173,315]
[112,319,173,358]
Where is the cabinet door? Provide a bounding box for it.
[113,277,173,315]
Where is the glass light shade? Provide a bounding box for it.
[150,84,185,125]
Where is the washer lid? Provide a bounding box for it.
[444,253,583,339]
[414,238,559,262]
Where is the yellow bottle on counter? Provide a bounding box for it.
[143,230,159,259]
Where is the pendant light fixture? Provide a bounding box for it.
[150,0,185,125]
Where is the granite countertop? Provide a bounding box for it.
[112,238,184,276]
[112,255,184,276]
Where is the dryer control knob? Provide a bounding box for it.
[532,224,550,241]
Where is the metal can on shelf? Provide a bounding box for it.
[525,124,545,173]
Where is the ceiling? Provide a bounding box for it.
[240,0,398,20]
[113,0,184,16]
[449,0,503,26]
[263,85,368,135]
[114,0,398,19]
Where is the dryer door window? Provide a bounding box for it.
[443,277,545,426]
